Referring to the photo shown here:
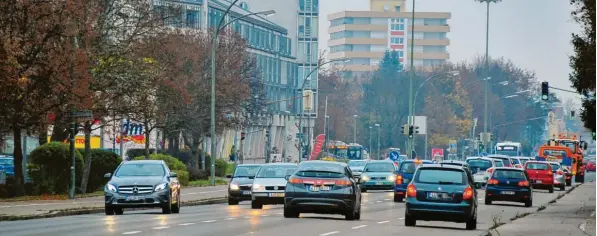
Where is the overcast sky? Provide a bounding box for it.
[319,0,582,104]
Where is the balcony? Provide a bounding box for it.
[328,38,387,46]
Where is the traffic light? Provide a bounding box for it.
[408,125,414,138]
[489,133,495,142]
[265,129,270,137]
[570,110,576,120]
[241,132,246,140]
[401,125,407,135]
[414,126,420,134]
[541,82,549,100]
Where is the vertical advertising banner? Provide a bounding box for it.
[309,134,326,160]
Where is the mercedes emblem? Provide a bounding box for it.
[274,186,279,190]
[133,187,138,194]
[437,187,442,191]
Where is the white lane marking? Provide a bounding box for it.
[376,200,382,203]
[384,198,390,201]
[320,231,340,236]
[243,216,251,219]
[352,225,368,229]
[202,220,217,223]
[261,214,270,217]
[226,217,237,220]
[377,221,390,224]
[0,201,104,208]
[122,231,142,235]
[398,217,405,220]
[182,190,226,195]
[178,223,196,226]
[152,226,170,230]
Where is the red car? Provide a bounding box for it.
[586,160,596,172]
[524,161,554,193]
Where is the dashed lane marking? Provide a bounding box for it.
[398,217,405,220]
[352,225,368,229]
[377,221,390,224]
[202,220,217,223]
[152,226,170,230]
[226,217,237,220]
[122,231,142,235]
[320,231,340,236]
[178,223,196,226]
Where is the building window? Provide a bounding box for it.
[395,6,401,12]
[390,37,404,44]
[391,18,405,31]
[396,51,404,59]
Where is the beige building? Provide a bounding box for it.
[327,0,451,78]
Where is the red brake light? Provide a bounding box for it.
[518,181,530,187]
[487,178,499,185]
[335,179,351,186]
[396,175,403,185]
[557,170,564,175]
[462,186,474,200]
[487,168,494,173]
[288,177,303,184]
[406,183,417,197]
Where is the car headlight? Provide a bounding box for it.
[387,175,396,181]
[106,183,117,192]
[361,175,370,181]
[155,183,168,192]
[230,183,240,190]
[252,184,264,191]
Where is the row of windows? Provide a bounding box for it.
[390,18,405,31]
[390,37,404,45]
[153,3,202,28]
[331,17,447,27]
[299,0,319,12]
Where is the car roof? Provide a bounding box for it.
[440,160,466,164]
[302,160,347,166]
[366,160,394,163]
[466,156,493,161]
[123,160,165,164]
[419,164,466,171]
[236,164,262,167]
[401,159,433,163]
[493,167,524,171]
[488,155,510,158]
[348,160,366,162]
[263,162,298,166]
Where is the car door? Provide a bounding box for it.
[346,167,360,205]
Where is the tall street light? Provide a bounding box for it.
[297,58,350,162]
[375,123,381,160]
[368,126,372,159]
[352,115,358,144]
[407,0,417,159]
[477,0,501,152]
[210,0,275,185]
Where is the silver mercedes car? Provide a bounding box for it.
[251,163,298,209]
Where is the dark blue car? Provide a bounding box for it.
[404,164,478,230]
[484,167,532,207]
[394,159,432,202]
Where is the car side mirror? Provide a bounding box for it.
[226,174,232,179]
[169,172,178,178]
[285,175,291,180]
[104,173,112,179]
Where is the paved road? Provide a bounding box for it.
[1,172,593,236]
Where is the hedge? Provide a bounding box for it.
[78,149,122,193]
[28,142,84,194]
[133,154,189,186]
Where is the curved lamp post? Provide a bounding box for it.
[210,0,275,185]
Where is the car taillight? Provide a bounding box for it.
[518,181,530,187]
[396,175,403,185]
[406,183,417,197]
[335,179,351,186]
[557,170,564,175]
[462,186,474,200]
[288,177,303,184]
[487,168,494,174]
[487,178,499,185]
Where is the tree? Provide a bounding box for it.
[569,0,596,132]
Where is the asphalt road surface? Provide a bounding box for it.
[1,172,593,236]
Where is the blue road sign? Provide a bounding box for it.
[389,151,400,161]
[480,152,488,157]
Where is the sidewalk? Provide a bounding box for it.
[0,185,228,218]
[488,182,596,236]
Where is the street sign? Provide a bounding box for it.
[449,140,457,153]
[388,151,400,161]
[480,152,488,157]
[73,110,93,118]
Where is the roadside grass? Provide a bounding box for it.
[0,191,104,202]
[226,163,236,175]
[187,178,228,187]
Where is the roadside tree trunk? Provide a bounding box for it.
[80,121,92,193]
[144,121,150,159]
[12,126,25,196]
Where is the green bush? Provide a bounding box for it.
[214,159,228,177]
[28,142,84,194]
[79,149,122,193]
[133,154,189,186]
[188,167,209,180]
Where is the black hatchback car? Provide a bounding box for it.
[284,161,362,220]
[104,160,181,215]
[405,164,477,230]
[226,164,262,205]
[485,167,532,207]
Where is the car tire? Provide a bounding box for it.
[484,197,492,205]
[354,204,361,220]
[580,175,585,183]
[404,214,416,227]
[283,205,299,218]
[114,208,124,215]
[548,185,554,193]
[465,215,477,230]
[104,206,114,215]
[525,199,532,207]
[361,188,367,193]
[162,196,172,214]
[566,179,571,186]
[559,185,565,191]
[394,194,403,202]
[228,198,239,205]
[172,194,180,214]
[251,200,263,209]
[345,207,356,221]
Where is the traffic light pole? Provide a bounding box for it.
[407,0,416,159]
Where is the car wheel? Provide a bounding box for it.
[172,194,180,214]
[361,188,367,193]
[162,196,172,214]
[566,179,571,186]
[525,198,532,207]
[104,206,114,215]
[404,214,416,226]
[251,200,263,209]
[283,205,299,218]
[394,194,403,202]
[484,197,492,205]
[344,207,356,221]
[559,185,565,191]
[580,175,585,183]
[114,208,124,215]
[465,215,477,230]
[228,198,239,205]
[548,185,554,193]
[354,204,361,220]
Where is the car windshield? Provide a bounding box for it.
[0,158,13,165]
[415,168,466,185]
[348,161,366,167]
[295,162,345,178]
[399,162,417,174]
[467,159,492,171]
[493,170,526,180]
[256,165,297,178]
[115,163,165,177]
[549,163,561,171]
[526,163,549,170]
[364,162,394,172]
[494,160,504,167]
[233,166,261,177]
[511,158,520,165]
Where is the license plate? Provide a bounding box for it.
[242,191,251,195]
[308,185,330,192]
[501,191,515,195]
[375,182,384,185]
[535,180,542,184]
[126,195,140,201]
[269,193,284,197]
[427,192,451,200]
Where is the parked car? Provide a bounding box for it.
[394,159,433,202]
[227,164,262,205]
[284,161,361,220]
[103,160,181,215]
[360,160,398,192]
[404,164,478,230]
[485,167,532,207]
[548,162,566,191]
[524,161,554,193]
[251,163,298,209]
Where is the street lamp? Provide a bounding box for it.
[375,123,381,160]
[352,115,358,144]
[368,126,372,158]
[210,0,275,185]
[407,0,417,160]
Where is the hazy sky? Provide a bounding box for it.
[319,0,582,104]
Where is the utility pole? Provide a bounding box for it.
[375,124,381,160]
[407,0,416,159]
[353,115,358,144]
[323,96,329,156]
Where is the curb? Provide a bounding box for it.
[0,197,227,222]
[481,183,582,236]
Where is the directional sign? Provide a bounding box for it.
[480,152,488,157]
[388,151,400,161]
[73,110,93,118]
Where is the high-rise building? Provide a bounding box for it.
[327,0,451,79]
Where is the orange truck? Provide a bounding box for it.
[536,145,576,185]
[538,134,588,184]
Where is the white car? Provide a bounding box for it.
[466,157,497,188]
[251,163,298,209]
